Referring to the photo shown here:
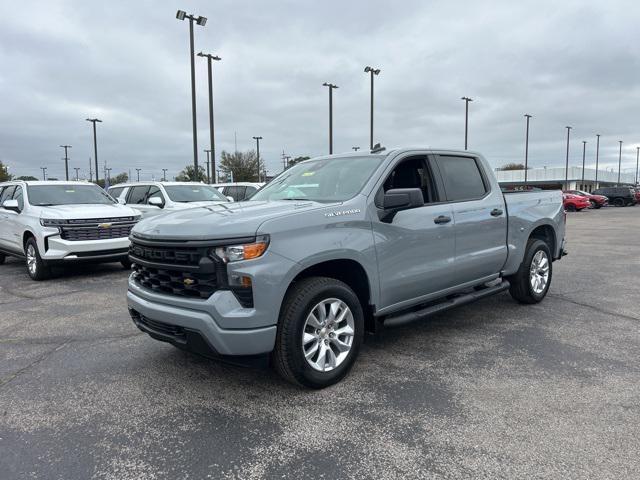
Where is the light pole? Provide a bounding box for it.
[197,52,221,185]
[176,10,207,176]
[595,134,600,186]
[564,126,572,190]
[461,97,473,150]
[60,145,72,181]
[106,167,112,186]
[322,82,338,154]
[86,118,102,184]
[352,146,360,151]
[617,140,623,185]
[136,168,142,182]
[524,114,532,186]
[364,66,380,150]
[162,168,168,182]
[74,167,80,181]
[204,149,211,183]
[40,167,47,181]
[581,141,587,187]
[253,136,263,182]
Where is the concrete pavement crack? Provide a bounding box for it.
[549,293,640,322]
[0,341,69,388]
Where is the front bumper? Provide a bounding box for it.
[127,277,277,356]
[42,234,131,262]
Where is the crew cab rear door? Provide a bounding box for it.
[432,154,508,285]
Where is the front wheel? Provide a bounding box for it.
[613,198,625,207]
[565,204,576,212]
[507,239,552,304]
[25,237,50,281]
[273,277,364,389]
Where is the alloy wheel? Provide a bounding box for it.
[529,250,550,294]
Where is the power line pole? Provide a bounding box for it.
[60,145,72,181]
[352,146,360,151]
[322,83,338,154]
[40,167,47,180]
[74,167,80,181]
[204,149,211,183]
[162,168,168,182]
[253,136,263,182]
[636,146,639,186]
[197,52,221,186]
[617,140,623,185]
[564,126,572,190]
[88,157,93,182]
[594,134,600,187]
[581,140,587,187]
[136,168,142,182]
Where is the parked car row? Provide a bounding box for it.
[562,186,639,211]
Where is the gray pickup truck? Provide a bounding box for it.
[127,147,566,388]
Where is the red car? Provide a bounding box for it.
[564,190,608,209]
[562,193,591,212]
[634,188,640,204]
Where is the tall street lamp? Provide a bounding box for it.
[74,167,80,181]
[461,97,473,150]
[197,51,221,185]
[564,126,572,190]
[617,140,623,185]
[253,136,263,182]
[523,114,532,186]
[322,82,338,154]
[40,167,47,180]
[60,145,72,181]
[176,10,207,175]
[364,66,380,150]
[162,168,168,182]
[204,149,211,183]
[595,134,600,186]
[636,146,639,186]
[86,118,102,184]
[581,140,587,187]
[136,168,142,182]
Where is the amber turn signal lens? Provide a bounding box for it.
[243,242,268,260]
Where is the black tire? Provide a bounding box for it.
[589,200,597,209]
[565,204,576,212]
[0,252,5,265]
[613,198,625,207]
[273,277,364,389]
[593,203,602,209]
[507,239,552,304]
[25,237,50,281]
[121,258,132,269]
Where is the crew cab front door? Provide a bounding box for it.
[372,154,456,311]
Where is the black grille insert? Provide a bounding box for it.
[61,224,134,241]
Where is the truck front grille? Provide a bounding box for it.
[56,217,137,241]
[129,240,225,300]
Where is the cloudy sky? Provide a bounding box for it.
[1,0,639,181]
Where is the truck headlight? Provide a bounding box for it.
[212,235,269,263]
[40,219,66,227]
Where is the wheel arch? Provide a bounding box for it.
[529,224,556,256]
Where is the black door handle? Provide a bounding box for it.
[434,215,451,224]
[490,208,503,217]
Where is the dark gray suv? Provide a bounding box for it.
[592,187,636,207]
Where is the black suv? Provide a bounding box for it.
[592,187,636,207]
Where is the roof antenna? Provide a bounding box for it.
[371,143,386,153]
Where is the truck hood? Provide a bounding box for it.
[36,203,139,220]
[170,200,229,209]
[132,200,335,240]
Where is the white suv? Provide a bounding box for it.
[211,182,264,202]
[0,181,140,280]
[108,181,231,218]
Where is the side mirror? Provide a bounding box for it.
[226,196,234,202]
[117,197,126,205]
[148,196,164,208]
[2,199,20,213]
[383,188,424,210]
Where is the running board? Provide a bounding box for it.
[383,280,510,328]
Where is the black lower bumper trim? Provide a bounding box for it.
[129,308,269,368]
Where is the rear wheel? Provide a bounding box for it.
[508,239,552,304]
[273,277,364,389]
[25,237,50,281]
[0,253,5,265]
[565,204,576,212]
[613,198,625,207]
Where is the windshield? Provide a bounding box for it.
[251,156,384,202]
[27,184,115,206]
[164,184,228,203]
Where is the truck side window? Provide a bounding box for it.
[12,186,24,210]
[0,186,16,205]
[127,185,150,204]
[383,156,436,203]
[437,156,487,201]
[145,186,164,205]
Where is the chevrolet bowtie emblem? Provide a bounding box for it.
[98,223,112,228]
[183,278,196,286]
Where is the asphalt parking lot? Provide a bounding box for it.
[1,207,639,479]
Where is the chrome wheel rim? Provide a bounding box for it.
[529,250,549,294]
[302,298,355,372]
[26,245,37,275]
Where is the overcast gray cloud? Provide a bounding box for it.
[1,0,639,181]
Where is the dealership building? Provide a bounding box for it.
[495,166,637,192]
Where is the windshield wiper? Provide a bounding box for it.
[35,203,58,206]
[281,198,312,201]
